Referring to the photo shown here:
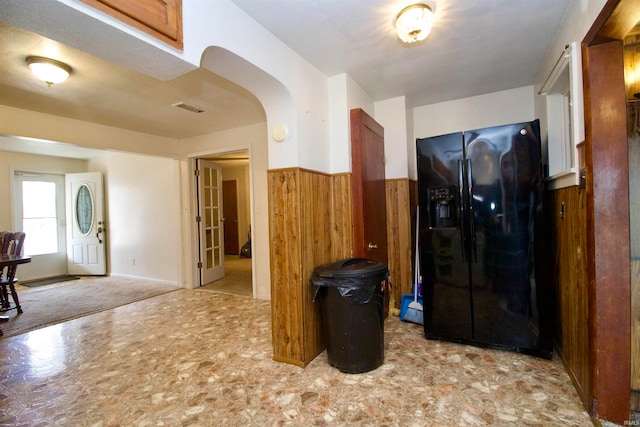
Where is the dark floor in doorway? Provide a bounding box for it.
[22,276,80,288]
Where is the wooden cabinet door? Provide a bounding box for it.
[82,0,183,49]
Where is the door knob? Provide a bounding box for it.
[367,243,378,251]
[96,227,104,244]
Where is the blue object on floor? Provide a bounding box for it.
[399,294,423,324]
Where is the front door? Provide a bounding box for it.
[197,160,225,285]
[350,108,388,265]
[66,172,106,275]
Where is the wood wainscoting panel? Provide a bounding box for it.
[331,173,354,261]
[545,185,590,408]
[385,178,413,311]
[299,169,332,364]
[268,168,303,366]
[268,168,331,367]
[267,168,423,366]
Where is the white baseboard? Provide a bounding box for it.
[108,273,179,288]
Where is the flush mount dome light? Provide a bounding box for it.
[395,3,434,44]
[26,56,73,86]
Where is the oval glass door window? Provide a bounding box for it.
[76,184,94,235]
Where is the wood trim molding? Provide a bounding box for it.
[584,0,640,44]
[583,36,631,425]
[267,167,331,177]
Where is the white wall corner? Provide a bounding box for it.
[329,74,351,174]
[328,73,376,174]
[374,96,409,180]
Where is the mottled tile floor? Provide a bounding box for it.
[199,255,252,297]
[0,286,600,426]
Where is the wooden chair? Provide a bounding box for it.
[0,231,26,314]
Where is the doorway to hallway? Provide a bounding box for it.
[194,149,254,297]
[197,255,251,296]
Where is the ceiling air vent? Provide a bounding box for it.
[172,102,205,114]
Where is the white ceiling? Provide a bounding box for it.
[0,0,573,158]
[232,0,572,107]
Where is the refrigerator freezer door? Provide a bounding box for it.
[464,120,550,356]
[417,132,474,342]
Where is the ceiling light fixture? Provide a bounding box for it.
[25,56,72,87]
[395,3,434,44]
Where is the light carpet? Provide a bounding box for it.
[1,276,179,338]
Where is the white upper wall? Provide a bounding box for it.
[329,77,410,179]
[535,0,608,87]
[328,73,375,174]
[0,105,180,158]
[413,86,536,138]
[163,0,331,172]
[410,86,536,179]
[328,75,350,174]
[375,97,409,180]
[88,152,181,284]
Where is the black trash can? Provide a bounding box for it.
[311,258,388,374]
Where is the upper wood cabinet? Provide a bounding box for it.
[81,0,183,50]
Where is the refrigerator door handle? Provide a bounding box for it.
[466,159,477,262]
[458,159,466,262]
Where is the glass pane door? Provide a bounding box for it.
[13,172,67,279]
[197,160,225,284]
[21,180,59,255]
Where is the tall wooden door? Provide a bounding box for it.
[350,108,388,265]
[222,180,239,255]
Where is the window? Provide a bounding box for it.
[14,172,65,256]
[539,42,585,189]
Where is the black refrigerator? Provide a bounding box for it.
[416,119,552,359]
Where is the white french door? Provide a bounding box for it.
[65,172,106,275]
[197,160,225,285]
[13,172,67,279]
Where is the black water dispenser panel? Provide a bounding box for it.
[428,186,457,228]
